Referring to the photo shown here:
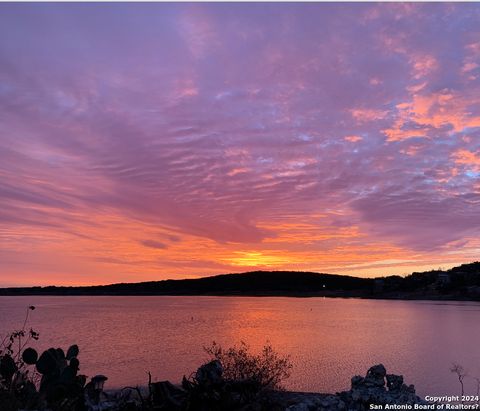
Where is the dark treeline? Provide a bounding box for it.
[1,262,480,300]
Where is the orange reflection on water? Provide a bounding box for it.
[2,296,480,396]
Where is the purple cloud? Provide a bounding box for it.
[140,240,168,250]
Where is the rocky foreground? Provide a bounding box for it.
[277,364,427,410]
[96,363,427,411]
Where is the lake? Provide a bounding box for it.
[1,296,479,397]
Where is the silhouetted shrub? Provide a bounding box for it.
[204,341,292,391]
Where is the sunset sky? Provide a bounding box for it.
[1,3,480,286]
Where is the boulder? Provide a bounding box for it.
[194,360,223,387]
[386,374,404,391]
[364,364,386,387]
[351,375,364,389]
[336,364,427,411]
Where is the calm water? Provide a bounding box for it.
[1,296,479,396]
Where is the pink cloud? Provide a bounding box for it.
[411,54,438,79]
[452,149,480,172]
[344,135,363,143]
[350,108,389,123]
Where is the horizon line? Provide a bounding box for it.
[1,261,477,289]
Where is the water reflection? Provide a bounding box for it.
[1,296,479,396]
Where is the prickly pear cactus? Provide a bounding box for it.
[20,344,87,410]
[36,348,58,375]
[22,347,38,365]
[66,344,79,360]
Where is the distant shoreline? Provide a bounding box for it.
[1,262,479,301]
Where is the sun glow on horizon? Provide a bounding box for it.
[225,251,294,268]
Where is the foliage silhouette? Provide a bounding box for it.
[204,341,292,391]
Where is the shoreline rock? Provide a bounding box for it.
[283,364,426,411]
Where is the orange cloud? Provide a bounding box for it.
[384,90,480,141]
[227,168,250,176]
[452,149,480,172]
[344,135,363,143]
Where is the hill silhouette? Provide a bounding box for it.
[1,262,480,300]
